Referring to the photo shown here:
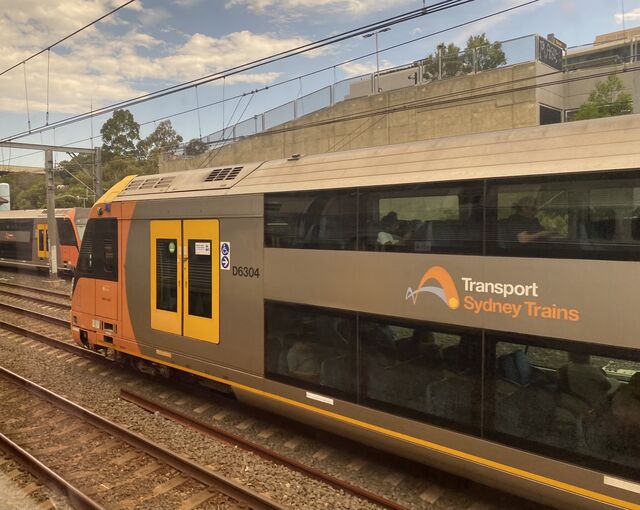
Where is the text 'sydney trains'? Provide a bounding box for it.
[72,115,640,510]
[0,208,89,272]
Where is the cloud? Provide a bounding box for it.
[339,59,393,77]
[227,0,413,16]
[0,23,310,116]
[615,7,640,23]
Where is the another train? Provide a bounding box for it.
[0,208,89,273]
[71,115,640,510]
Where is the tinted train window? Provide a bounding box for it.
[56,218,77,247]
[360,316,482,434]
[487,171,640,259]
[359,183,483,254]
[265,190,357,250]
[156,239,178,312]
[187,239,212,318]
[265,302,357,399]
[486,335,640,479]
[0,219,33,260]
[76,219,118,281]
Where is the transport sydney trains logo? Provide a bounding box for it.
[406,265,581,322]
[405,266,460,310]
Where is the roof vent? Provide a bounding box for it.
[123,175,175,192]
[204,166,243,182]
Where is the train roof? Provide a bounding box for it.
[111,114,640,202]
[0,208,80,220]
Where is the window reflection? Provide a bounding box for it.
[489,340,640,476]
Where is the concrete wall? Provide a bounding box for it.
[160,62,541,173]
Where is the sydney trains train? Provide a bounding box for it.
[71,115,640,510]
[0,208,89,273]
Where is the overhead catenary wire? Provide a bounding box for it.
[3,58,638,168]
[0,0,479,144]
[0,0,138,79]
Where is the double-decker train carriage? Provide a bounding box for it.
[0,208,89,272]
[71,115,640,510]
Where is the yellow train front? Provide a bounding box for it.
[71,116,640,510]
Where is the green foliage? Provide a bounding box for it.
[422,33,506,80]
[100,109,141,160]
[0,173,44,209]
[0,110,185,210]
[574,75,633,121]
[184,138,208,156]
[138,120,183,159]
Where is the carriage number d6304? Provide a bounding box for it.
[232,266,260,278]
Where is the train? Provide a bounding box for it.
[71,114,640,510]
[0,208,89,273]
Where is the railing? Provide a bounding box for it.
[169,34,540,158]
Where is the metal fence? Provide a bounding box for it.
[170,35,538,158]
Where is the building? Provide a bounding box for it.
[160,28,640,173]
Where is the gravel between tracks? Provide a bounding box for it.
[0,332,382,510]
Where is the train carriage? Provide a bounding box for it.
[71,115,640,510]
[0,207,89,272]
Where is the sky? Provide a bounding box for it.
[0,0,639,168]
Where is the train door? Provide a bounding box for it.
[183,220,219,343]
[150,219,220,343]
[36,224,48,259]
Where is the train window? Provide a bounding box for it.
[76,219,118,281]
[486,335,640,479]
[103,238,115,273]
[487,171,640,260]
[264,190,357,250]
[156,239,178,313]
[187,239,212,318]
[359,182,483,254]
[0,219,33,260]
[56,218,77,247]
[360,316,482,434]
[265,301,357,399]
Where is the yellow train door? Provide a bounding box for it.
[183,219,219,343]
[36,224,48,259]
[150,220,182,335]
[150,219,219,343]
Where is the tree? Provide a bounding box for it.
[100,109,141,159]
[138,120,183,159]
[184,138,208,156]
[574,75,633,121]
[422,33,506,80]
[461,34,506,73]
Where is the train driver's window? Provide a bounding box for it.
[487,336,640,478]
[360,316,482,434]
[265,302,357,399]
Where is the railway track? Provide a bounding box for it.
[0,280,70,307]
[0,366,286,510]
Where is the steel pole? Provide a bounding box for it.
[94,147,103,200]
[44,150,58,277]
[375,32,380,92]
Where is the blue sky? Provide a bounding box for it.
[1,0,639,167]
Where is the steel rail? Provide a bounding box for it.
[0,301,69,327]
[0,432,106,510]
[120,388,411,510]
[0,316,102,362]
[0,288,70,309]
[0,280,70,298]
[0,367,288,510]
